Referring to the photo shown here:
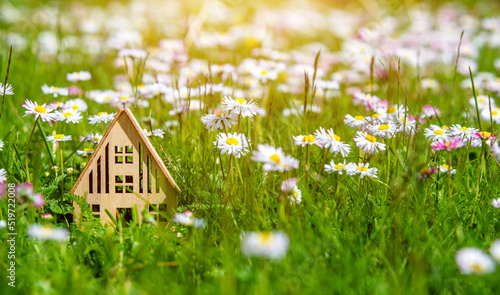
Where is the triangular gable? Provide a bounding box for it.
[70,108,181,195]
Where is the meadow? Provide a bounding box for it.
[1,0,500,294]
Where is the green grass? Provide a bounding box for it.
[1,0,500,294]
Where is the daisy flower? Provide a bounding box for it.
[67,71,91,82]
[84,133,102,144]
[41,85,68,97]
[450,124,479,140]
[201,111,237,131]
[214,132,250,158]
[22,100,58,124]
[471,131,497,148]
[152,129,165,138]
[421,104,441,119]
[173,211,206,228]
[0,168,6,183]
[88,112,116,125]
[251,67,279,83]
[368,123,397,138]
[430,137,465,152]
[0,83,14,95]
[423,125,451,142]
[480,107,500,124]
[221,96,259,118]
[281,178,297,193]
[15,183,45,209]
[491,143,500,161]
[346,163,378,179]
[64,98,88,112]
[314,127,351,157]
[492,198,500,208]
[455,248,495,275]
[293,134,321,147]
[241,231,289,260]
[47,134,72,142]
[352,92,380,108]
[56,109,82,124]
[77,148,95,156]
[344,114,368,130]
[395,117,419,136]
[251,144,298,172]
[421,78,439,90]
[289,185,302,204]
[353,131,386,155]
[439,164,456,174]
[416,167,438,179]
[324,159,350,175]
[469,95,494,111]
[111,95,136,108]
[27,225,69,241]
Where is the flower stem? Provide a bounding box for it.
[25,117,39,183]
[312,149,328,192]
[305,145,310,189]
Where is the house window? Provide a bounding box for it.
[115,145,131,163]
[115,175,133,193]
[92,204,100,219]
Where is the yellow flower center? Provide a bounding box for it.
[328,134,341,141]
[420,167,431,174]
[372,113,381,118]
[35,106,46,113]
[63,112,73,117]
[120,96,128,101]
[270,154,280,164]
[479,131,491,137]
[51,86,57,92]
[98,112,108,116]
[215,111,225,118]
[105,96,111,101]
[356,166,368,172]
[72,105,79,110]
[261,70,268,75]
[492,111,498,116]
[258,232,272,245]
[365,134,377,143]
[441,125,449,130]
[235,98,246,105]
[302,135,315,143]
[226,137,239,146]
[334,164,344,170]
[84,148,94,152]
[54,134,65,139]
[387,107,396,113]
[354,116,364,121]
[460,127,469,132]
[378,124,390,130]
[93,137,100,142]
[471,263,484,274]
[446,141,450,146]
[441,164,452,170]
[433,130,444,135]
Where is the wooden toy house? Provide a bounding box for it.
[70,108,180,225]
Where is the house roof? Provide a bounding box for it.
[70,108,181,195]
